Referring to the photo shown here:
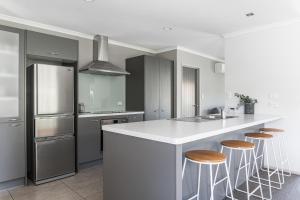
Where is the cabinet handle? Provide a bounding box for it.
[9,118,18,121]
[49,52,59,56]
[11,123,21,127]
[90,120,99,122]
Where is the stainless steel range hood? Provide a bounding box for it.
[79,35,130,76]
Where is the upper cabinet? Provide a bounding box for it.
[0,26,25,122]
[126,55,174,121]
[26,31,78,62]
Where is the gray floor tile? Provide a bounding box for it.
[1,163,299,200]
[0,191,13,200]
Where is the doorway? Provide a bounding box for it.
[181,66,199,117]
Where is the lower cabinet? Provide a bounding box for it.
[77,114,144,165]
[0,122,25,182]
[77,117,101,164]
[127,114,144,123]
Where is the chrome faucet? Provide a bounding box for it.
[220,108,226,119]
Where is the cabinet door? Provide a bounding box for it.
[0,122,25,182]
[144,56,160,121]
[0,26,24,122]
[26,31,78,61]
[159,59,173,119]
[78,117,101,164]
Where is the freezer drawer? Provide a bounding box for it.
[35,115,74,138]
[35,136,75,182]
[34,64,74,115]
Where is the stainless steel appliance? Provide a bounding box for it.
[173,115,238,123]
[100,118,128,151]
[27,64,75,184]
[79,35,130,76]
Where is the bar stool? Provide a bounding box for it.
[218,140,264,200]
[182,150,234,200]
[260,128,292,182]
[245,133,282,200]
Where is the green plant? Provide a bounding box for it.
[234,93,258,107]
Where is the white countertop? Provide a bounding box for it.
[78,111,144,118]
[102,114,282,144]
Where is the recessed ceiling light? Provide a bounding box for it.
[162,26,173,31]
[84,0,95,2]
[245,12,255,17]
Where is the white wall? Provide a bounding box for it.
[159,50,225,117]
[179,50,225,116]
[225,22,300,174]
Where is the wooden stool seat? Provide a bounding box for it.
[221,140,255,149]
[185,150,226,164]
[245,133,273,139]
[260,128,284,133]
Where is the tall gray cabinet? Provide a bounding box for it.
[0,25,25,186]
[126,55,174,120]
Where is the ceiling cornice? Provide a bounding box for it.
[176,46,225,62]
[0,13,94,39]
[108,40,156,54]
[0,13,224,62]
[223,18,300,38]
[0,13,157,53]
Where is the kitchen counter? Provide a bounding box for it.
[102,114,281,144]
[103,114,282,200]
[78,111,144,118]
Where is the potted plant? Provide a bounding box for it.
[234,93,258,114]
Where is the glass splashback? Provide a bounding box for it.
[78,73,125,112]
[0,30,19,118]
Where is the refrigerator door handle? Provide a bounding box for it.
[10,123,22,127]
[35,114,74,119]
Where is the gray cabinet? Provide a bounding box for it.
[0,26,25,123]
[127,114,144,123]
[0,25,25,184]
[144,57,160,120]
[78,117,101,164]
[78,114,143,164]
[126,55,174,121]
[0,122,25,182]
[26,31,78,62]
[159,59,173,120]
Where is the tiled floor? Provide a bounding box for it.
[1,164,299,200]
[0,164,103,200]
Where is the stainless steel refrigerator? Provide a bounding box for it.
[27,64,75,184]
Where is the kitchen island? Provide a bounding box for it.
[102,114,281,200]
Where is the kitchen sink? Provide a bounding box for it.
[200,115,238,120]
[173,115,238,123]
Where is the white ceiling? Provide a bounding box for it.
[0,0,300,59]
